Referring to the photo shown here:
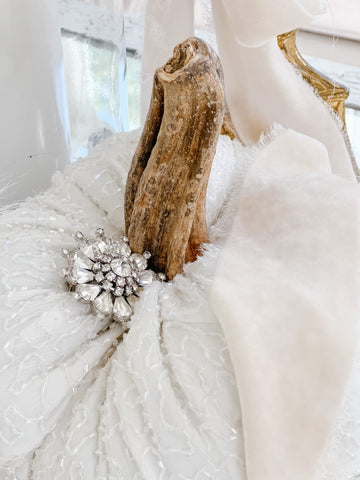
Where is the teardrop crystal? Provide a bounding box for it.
[81,243,96,260]
[75,284,101,303]
[71,266,94,284]
[93,292,113,315]
[73,251,94,270]
[113,296,132,321]
[95,240,108,254]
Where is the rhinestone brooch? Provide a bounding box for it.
[62,228,166,326]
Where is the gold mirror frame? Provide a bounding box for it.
[277,30,359,177]
[221,29,349,138]
[277,30,349,124]
[221,29,359,178]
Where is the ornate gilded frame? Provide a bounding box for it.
[277,30,349,123]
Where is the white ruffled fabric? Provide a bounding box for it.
[0,128,360,480]
[0,131,245,479]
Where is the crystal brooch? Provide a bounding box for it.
[62,228,165,326]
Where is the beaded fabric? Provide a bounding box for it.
[0,131,245,479]
[0,130,359,479]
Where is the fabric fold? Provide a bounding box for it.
[219,0,326,47]
[211,0,355,180]
[141,0,194,120]
[141,0,355,179]
[210,129,360,480]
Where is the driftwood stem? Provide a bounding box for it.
[125,37,224,279]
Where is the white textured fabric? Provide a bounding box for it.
[1,2,359,479]
[0,130,360,479]
[139,5,360,474]
[210,129,360,480]
[0,131,244,479]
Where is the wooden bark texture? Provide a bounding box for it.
[125,37,225,280]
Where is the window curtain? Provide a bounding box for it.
[0,0,71,203]
[58,0,128,160]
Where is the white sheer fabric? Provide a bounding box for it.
[142,0,355,180]
[58,0,128,159]
[217,0,327,47]
[141,0,194,120]
[211,0,355,180]
[0,0,70,203]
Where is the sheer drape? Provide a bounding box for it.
[58,0,128,160]
[0,0,70,203]
[142,0,355,180]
